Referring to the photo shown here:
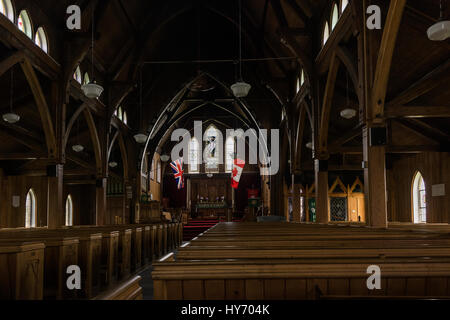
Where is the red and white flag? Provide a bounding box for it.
[231,159,245,189]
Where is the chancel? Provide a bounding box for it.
[0,0,450,302]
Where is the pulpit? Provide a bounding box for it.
[136,201,161,223]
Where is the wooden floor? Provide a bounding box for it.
[153,222,450,300]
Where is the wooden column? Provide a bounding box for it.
[314,159,329,223]
[96,178,107,226]
[47,164,64,228]
[363,127,388,228]
[292,184,301,222]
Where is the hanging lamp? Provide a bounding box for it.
[82,8,104,99]
[428,0,450,41]
[340,70,357,120]
[134,68,148,144]
[231,0,251,98]
[72,118,84,153]
[160,154,170,162]
[3,68,20,124]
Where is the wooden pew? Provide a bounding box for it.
[94,275,143,300]
[0,241,45,300]
[153,256,450,300]
[0,233,79,300]
[153,222,450,300]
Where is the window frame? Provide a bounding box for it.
[35,26,48,53]
[1,0,15,22]
[331,3,339,30]
[189,137,200,173]
[25,189,37,228]
[73,66,82,84]
[65,195,74,227]
[225,136,235,173]
[17,10,33,39]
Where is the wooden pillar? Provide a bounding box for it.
[47,164,64,228]
[96,177,107,226]
[315,159,329,223]
[292,184,301,222]
[363,126,388,228]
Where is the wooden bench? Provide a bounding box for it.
[0,241,45,300]
[153,222,450,300]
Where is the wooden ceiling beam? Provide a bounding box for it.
[0,153,47,160]
[386,58,450,108]
[385,106,450,118]
[370,0,407,121]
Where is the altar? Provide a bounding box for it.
[195,201,228,219]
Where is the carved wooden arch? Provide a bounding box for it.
[108,130,129,182]
[329,177,347,194]
[82,108,102,176]
[336,45,361,105]
[20,58,57,158]
[319,53,341,157]
[63,103,88,152]
[349,177,364,194]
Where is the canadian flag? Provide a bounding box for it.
[231,159,245,189]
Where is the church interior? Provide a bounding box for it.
[0,0,450,301]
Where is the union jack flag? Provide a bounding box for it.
[170,159,184,190]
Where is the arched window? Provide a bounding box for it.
[189,137,199,173]
[412,171,427,223]
[341,0,349,12]
[225,136,235,172]
[150,158,155,180]
[323,22,330,46]
[300,69,305,86]
[65,195,73,227]
[83,72,90,85]
[296,77,300,94]
[25,189,36,228]
[157,160,161,183]
[204,125,220,171]
[35,27,48,53]
[117,106,123,121]
[123,111,128,125]
[73,66,82,83]
[17,10,32,39]
[331,3,339,30]
[0,0,14,22]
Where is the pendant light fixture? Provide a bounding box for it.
[160,154,170,162]
[231,0,251,98]
[81,7,104,99]
[72,118,84,153]
[134,67,148,144]
[340,71,357,120]
[428,0,450,41]
[3,68,20,124]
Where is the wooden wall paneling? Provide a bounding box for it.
[204,280,225,300]
[245,279,265,300]
[182,280,204,300]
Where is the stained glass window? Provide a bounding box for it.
[157,161,161,183]
[83,73,90,85]
[25,189,36,228]
[342,0,349,12]
[413,171,427,223]
[323,22,330,46]
[225,136,235,172]
[73,66,82,83]
[1,0,14,22]
[35,27,48,53]
[204,126,219,171]
[65,195,73,226]
[123,111,128,125]
[331,3,339,30]
[189,137,199,173]
[18,10,32,39]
